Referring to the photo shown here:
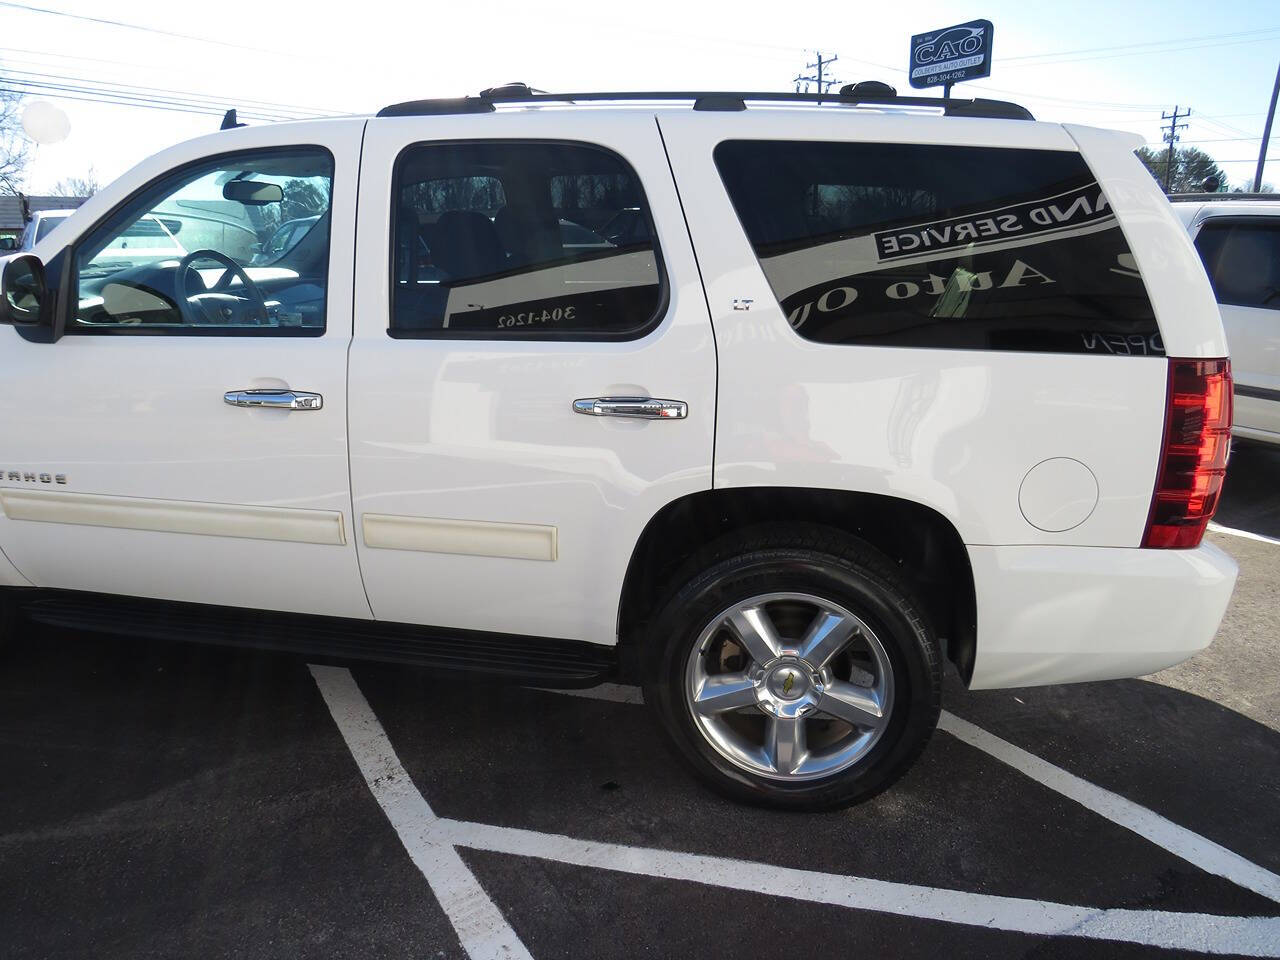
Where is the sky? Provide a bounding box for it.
[2,0,1279,193]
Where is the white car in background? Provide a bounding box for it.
[21,209,186,266]
[17,209,75,252]
[1174,196,1280,445]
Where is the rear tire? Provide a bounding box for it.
[641,524,941,811]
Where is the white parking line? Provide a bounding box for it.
[315,667,1280,957]
[438,817,1280,957]
[308,665,533,960]
[1208,522,1280,545]
[548,685,1280,905]
[538,682,642,705]
[938,712,1280,904]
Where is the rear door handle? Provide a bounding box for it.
[224,389,324,411]
[572,396,687,420]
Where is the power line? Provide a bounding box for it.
[0,77,304,123]
[0,66,337,117]
[1196,114,1263,143]
[0,84,271,121]
[1146,136,1264,144]
[965,84,1166,112]
[999,32,1280,69]
[1001,26,1280,63]
[0,0,304,56]
[0,76,302,121]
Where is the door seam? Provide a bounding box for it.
[655,115,719,491]
[345,118,376,619]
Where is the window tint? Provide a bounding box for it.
[72,148,333,335]
[714,141,1162,356]
[390,141,663,339]
[1194,219,1280,311]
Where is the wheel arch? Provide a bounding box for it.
[616,487,976,684]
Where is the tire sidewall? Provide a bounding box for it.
[644,546,939,810]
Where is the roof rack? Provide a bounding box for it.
[1169,192,1280,202]
[376,83,1035,122]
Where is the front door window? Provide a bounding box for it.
[73,148,333,335]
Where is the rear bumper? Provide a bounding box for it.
[967,541,1238,690]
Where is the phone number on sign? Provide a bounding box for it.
[496,305,577,328]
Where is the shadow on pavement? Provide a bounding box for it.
[0,628,467,960]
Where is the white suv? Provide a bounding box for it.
[0,87,1237,810]
[1173,195,1280,445]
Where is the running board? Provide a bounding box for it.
[18,590,615,687]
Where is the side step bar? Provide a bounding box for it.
[18,590,616,687]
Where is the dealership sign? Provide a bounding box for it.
[909,19,993,90]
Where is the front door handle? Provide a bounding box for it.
[572,396,687,420]
[224,389,324,411]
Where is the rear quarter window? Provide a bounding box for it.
[714,141,1162,356]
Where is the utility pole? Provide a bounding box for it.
[1253,58,1280,193]
[795,51,840,94]
[1160,106,1191,194]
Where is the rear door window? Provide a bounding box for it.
[1194,219,1280,311]
[714,141,1162,356]
[390,141,664,340]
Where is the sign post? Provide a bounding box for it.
[909,19,994,99]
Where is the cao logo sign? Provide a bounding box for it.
[909,19,994,89]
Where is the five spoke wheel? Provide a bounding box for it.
[685,592,894,781]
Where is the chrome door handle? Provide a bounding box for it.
[224,389,324,411]
[572,396,687,420]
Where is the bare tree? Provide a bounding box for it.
[51,167,100,197]
[0,74,29,197]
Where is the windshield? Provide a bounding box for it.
[35,216,67,243]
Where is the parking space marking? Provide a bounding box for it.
[537,682,642,705]
[308,665,533,960]
[313,669,1280,957]
[1208,522,1280,545]
[545,685,1280,905]
[437,817,1280,957]
[937,711,1280,905]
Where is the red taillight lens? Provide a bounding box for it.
[1142,358,1232,549]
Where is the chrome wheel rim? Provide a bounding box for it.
[684,592,895,782]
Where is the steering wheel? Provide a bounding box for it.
[176,249,269,326]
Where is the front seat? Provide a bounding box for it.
[494,204,562,268]
[432,210,507,280]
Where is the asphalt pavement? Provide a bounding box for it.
[1,447,1277,959]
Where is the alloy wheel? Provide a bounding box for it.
[683,592,895,781]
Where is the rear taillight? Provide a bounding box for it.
[1142,358,1232,549]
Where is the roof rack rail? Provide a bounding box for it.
[376,86,1035,121]
[1169,192,1280,201]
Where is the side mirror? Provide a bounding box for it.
[0,236,16,251]
[223,180,284,205]
[0,255,50,327]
